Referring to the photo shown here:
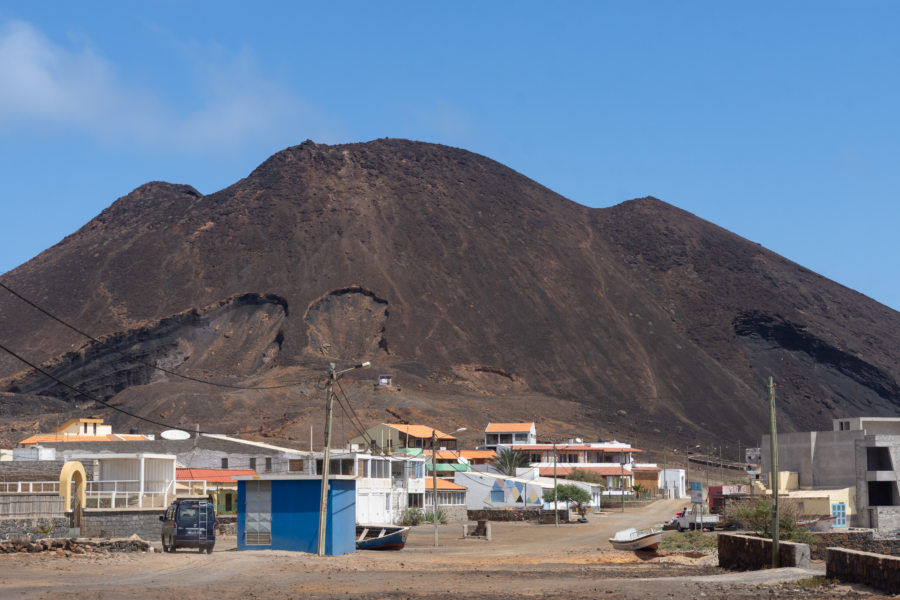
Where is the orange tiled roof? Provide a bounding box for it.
[538,466,627,477]
[18,433,152,445]
[631,465,661,472]
[176,468,258,483]
[425,478,467,491]
[460,450,496,459]
[422,449,464,460]
[386,424,456,439]
[485,422,534,433]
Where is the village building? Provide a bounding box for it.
[424,476,468,522]
[454,470,545,511]
[233,474,356,555]
[483,422,536,449]
[348,423,460,452]
[175,468,258,514]
[17,417,154,446]
[504,440,650,494]
[760,417,900,531]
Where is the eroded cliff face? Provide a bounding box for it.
[0,139,897,448]
[2,293,287,401]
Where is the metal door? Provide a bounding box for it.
[245,480,272,545]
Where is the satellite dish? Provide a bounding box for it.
[160,429,191,440]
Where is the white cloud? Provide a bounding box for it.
[0,20,335,151]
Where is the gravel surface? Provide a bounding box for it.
[0,499,886,599]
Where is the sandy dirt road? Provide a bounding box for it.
[0,498,881,599]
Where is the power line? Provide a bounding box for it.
[334,379,376,449]
[0,280,314,390]
[0,340,318,436]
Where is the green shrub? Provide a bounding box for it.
[423,508,448,524]
[400,508,425,526]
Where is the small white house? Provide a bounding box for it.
[483,423,537,449]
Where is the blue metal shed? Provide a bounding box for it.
[234,475,356,555]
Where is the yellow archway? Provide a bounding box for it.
[59,461,87,513]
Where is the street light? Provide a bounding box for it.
[432,426,466,547]
[317,361,371,557]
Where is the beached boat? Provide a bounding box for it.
[356,525,410,550]
[608,526,663,551]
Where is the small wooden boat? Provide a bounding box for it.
[609,526,663,551]
[356,525,411,550]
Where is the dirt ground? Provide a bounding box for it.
[0,498,887,599]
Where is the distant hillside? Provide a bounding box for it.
[1,139,898,451]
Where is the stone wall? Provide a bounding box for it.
[718,533,810,570]
[81,508,164,540]
[827,547,900,595]
[0,517,71,541]
[811,529,900,559]
[467,508,567,523]
[0,460,65,482]
[442,505,468,523]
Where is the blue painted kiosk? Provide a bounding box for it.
[233,474,356,555]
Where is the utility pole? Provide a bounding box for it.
[432,429,439,547]
[553,442,558,527]
[769,376,780,568]
[620,453,625,513]
[317,362,337,557]
[663,447,668,499]
[317,361,370,557]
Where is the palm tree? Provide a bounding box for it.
[491,447,528,476]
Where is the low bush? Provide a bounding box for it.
[400,508,425,526]
[659,530,718,551]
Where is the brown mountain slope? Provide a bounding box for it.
[0,139,898,450]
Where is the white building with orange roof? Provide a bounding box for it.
[348,423,459,452]
[17,417,154,447]
[483,422,536,449]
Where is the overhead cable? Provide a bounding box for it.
[0,280,314,390]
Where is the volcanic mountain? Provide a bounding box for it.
[1,139,898,451]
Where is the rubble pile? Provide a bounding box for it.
[0,535,152,555]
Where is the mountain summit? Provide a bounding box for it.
[1,139,898,448]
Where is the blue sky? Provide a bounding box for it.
[1,2,898,311]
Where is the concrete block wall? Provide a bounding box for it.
[440,505,468,523]
[718,533,810,570]
[827,547,900,595]
[811,529,900,559]
[81,509,164,540]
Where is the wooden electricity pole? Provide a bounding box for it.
[769,376,780,568]
[317,363,337,557]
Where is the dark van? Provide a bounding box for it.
[159,497,216,553]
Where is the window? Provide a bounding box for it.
[867,447,893,471]
[289,459,303,472]
[93,423,97,435]
[530,453,542,463]
[249,458,256,471]
[408,493,423,508]
[221,458,228,469]
[832,502,847,526]
[490,490,504,503]
[265,457,272,472]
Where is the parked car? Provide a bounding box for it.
[160,497,216,553]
